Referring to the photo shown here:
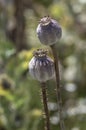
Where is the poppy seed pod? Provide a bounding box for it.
[29,49,55,82]
[36,16,62,45]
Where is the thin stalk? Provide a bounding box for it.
[40,82,50,130]
[50,44,65,130]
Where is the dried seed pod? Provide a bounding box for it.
[36,16,62,45]
[29,49,55,82]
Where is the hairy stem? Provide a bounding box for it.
[50,44,65,130]
[40,82,50,130]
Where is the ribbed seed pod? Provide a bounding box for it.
[29,49,55,82]
[36,16,62,45]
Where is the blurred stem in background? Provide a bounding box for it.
[14,0,28,51]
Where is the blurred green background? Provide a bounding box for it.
[0,0,86,130]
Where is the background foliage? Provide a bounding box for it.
[0,0,86,130]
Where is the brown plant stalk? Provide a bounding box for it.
[50,44,65,130]
[40,82,50,130]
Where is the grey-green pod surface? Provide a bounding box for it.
[29,49,55,82]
